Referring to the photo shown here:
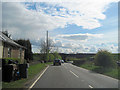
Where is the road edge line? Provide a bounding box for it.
[89,85,93,88]
[70,70,79,78]
[29,65,49,89]
[70,63,118,81]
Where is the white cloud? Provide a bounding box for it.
[2,1,118,39]
[89,46,97,52]
[56,33,103,41]
[57,47,74,54]
[54,40,63,47]
[98,43,118,53]
[31,0,118,29]
[52,39,118,53]
[2,2,68,40]
[2,0,119,2]
[2,1,119,53]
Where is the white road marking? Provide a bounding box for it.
[29,65,49,89]
[70,70,79,78]
[89,85,93,88]
[69,63,118,81]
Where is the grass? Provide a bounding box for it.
[80,62,98,70]
[103,68,118,79]
[2,62,52,88]
[80,62,119,79]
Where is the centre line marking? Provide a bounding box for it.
[89,85,93,88]
[70,70,79,78]
[29,65,49,89]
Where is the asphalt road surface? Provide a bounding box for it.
[32,63,118,88]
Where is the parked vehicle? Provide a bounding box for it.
[61,60,64,63]
[53,59,61,66]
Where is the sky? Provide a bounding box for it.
[1,0,119,53]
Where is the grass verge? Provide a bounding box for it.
[2,62,52,88]
[80,62,119,79]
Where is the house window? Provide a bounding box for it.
[8,48,11,57]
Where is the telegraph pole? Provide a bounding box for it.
[46,31,49,61]
[46,31,48,53]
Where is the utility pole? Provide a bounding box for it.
[46,31,49,61]
[46,31,48,53]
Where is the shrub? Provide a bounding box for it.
[2,58,21,64]
[95,50,115,68]
[49,54,55,61]
[53,52,62,59]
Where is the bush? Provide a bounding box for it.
[92,66,109,73]
[49,54,55,62]
[2,58,21,64]
[95,50,115,68]
[46,53,49,61]
[53,52,62,59]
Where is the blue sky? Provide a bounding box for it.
[2,1,119,53]
[50,3,118,35]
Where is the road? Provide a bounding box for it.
[32,63,118,88]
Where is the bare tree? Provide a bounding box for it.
[39,38,55,61]
[39,39,46,54]
[39,38,54,54]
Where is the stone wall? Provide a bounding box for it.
[3,46,25,63]
[11,49,20,59]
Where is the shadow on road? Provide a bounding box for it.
[50,64,62,67]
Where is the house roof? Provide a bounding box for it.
[0,31,26,49]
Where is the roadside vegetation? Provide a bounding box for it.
[2,58,22,64]
[66,57,87,61]
[33,52,62,62]
[2,31,62,88]
[2,51,61,88]
[94,50,115,68]
[2,62,52,88]
[72,50,119,79]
